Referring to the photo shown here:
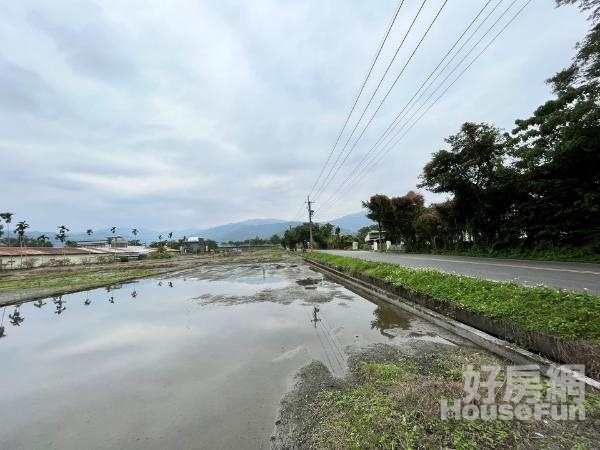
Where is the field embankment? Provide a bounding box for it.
[273,344,600,449]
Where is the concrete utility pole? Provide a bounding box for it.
[306,196,315,251]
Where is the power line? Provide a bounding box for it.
[307,0,406,200]
[315,0,508,214]
[314,0,449,203]
[317,0,531,217]
[332,0,500,190]
[312,0,430,200]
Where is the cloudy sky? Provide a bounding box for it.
[0,0,588,231]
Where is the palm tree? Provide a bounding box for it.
[158,234,162,241]
[14,221,29,268]
[56,225,69,261]
[168,232,173,240]
[37,234,50,266]
[132,228,138,237]
[110,226,117,248]
[86,229,93,237]
[14,221,29,247]
[0,212,14,247]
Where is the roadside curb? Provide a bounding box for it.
[304,257,600,390]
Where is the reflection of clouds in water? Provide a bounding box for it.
[271,345,307,362]
[370,303,411,338]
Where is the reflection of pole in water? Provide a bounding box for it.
[262,265,265,279]
[84,290,91,305]
[311,306,321,328]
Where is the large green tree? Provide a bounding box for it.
[511,17,600,246]
[419,123,516,247]
[362,194,392,251]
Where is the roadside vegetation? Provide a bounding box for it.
[281,346,600,450]
[307,253,600,343]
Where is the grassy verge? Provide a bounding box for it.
[307,253,600,343]
[303,347,600,449]
[0,268,162,291]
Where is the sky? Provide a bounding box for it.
[0,0,589,231]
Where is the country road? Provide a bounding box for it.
[319,250,600,294]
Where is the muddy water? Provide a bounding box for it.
[0,262,470,449]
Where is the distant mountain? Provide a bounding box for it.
[26,212,374,245]
[327,211,374,232]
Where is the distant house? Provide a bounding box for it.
[75,235,128,249]
[364,230,386,250]
[181,236,206,254]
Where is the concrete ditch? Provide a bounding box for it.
[304,257,600,389]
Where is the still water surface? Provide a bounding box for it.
[0,262,466,449]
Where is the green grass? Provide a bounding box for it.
[308,350,600,449]
[0,268,162,291]
[307,252,600,343]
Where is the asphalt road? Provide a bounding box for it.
[319,250,600,294]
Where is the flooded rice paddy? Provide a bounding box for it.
[0,261,471,449]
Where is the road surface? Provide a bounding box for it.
[319,250,600,294]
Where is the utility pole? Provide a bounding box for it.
[306,196,314,251]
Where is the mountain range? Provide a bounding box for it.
[25,211,374,245]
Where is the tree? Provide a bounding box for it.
[14,221,29,247]
[55,226,69,260]
[86,229,93,237]
[0,212,14,246]
[362,194,392,251]
[390,191,425,249]
[132,228,138,237]
[511,18,600,247]
[269,234,281,245]
[419,123,515,247]
[413,207,442,249]
[205,239,218,250]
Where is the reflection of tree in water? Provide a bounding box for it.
[34,299,46,308]
[53,296,67,315]
[9,304,25,326]
[168,282,173,288]
[0,306,7,337]
[370,303,411,338]
[108,295,115,304]
[131,290,138,298]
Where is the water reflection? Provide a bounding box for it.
[9,305,24,326]
[0,283,142,340]
[370,302,411,338]
[0,280,148,341]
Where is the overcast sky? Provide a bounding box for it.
[0,0,589,231]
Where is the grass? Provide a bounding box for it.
[306,252,600,343]
[307,349,600,450]
[0,268,162,291]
